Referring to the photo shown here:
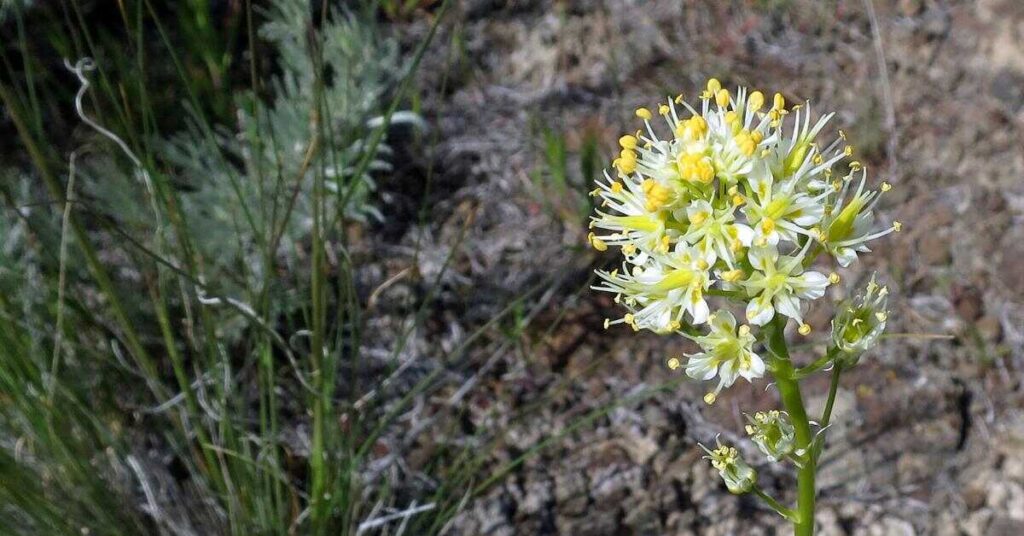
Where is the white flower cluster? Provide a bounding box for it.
[591,79,899,398]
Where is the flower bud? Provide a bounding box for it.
[831,274,889,366]
[745,410,796,462]
[703,442,757,494]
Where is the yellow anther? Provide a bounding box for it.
[689,211,709,226]
[828,272,840,284]
[732,194,745,206]
[813,153,824,165]
[603,318,611,329]
[707,78,721,95]
[703,392,718,405]
[619,135,638,149]
[611,181,623,193]
[622,243,637,255]
[659,104,671,115]
[697,259,709,270]
[667,357,682,370]
[738,324,751,336]
[724,110,739,124]
[748,91,765,112]
[798,323,812,336]
[620,148,636,160]
[624,313,635,324]
[734,130,757,156]
[893,221,903,232]
[849,161,862,171]
[773,92,785,110]
[589,233,608,252]
[750,130,764,144]
[875,312,888,322]
[616,158,636,174]
[761,218,776,234]
[838,129,847,140]
[677,153,715,184]
[880,182,892,192]
[722,269,745,282]
[636,107,653,120]
[674,93,685,104]
[715,88,730,108]
[642,178,655,193]
[844,145,854,156]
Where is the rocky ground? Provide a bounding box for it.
[358,0,1024,534]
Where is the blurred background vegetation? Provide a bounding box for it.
[3,1,1024,535]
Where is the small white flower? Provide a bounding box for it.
[740,244,830,325]
[702,441,757,494]
[681,200,753,268]
[685,310,765,397]
[821,172,900,267]
[745,410,796,462]
[594,243,715,332]
[831,274,889,363]
[742,162,827,247]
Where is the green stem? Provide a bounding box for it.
[766,317,816,536]
[753,485,799,522]
[813,362,843,461]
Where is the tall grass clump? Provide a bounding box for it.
[0,1,503,534]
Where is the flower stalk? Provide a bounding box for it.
[589,79,896,535]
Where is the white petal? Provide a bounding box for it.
[794,271,829,299]
[685,353,718,381]
[746,294,775,326]
[774,292,803,322]
[710,310,737,334]
[748,245,778,272]
[689,297,710,325]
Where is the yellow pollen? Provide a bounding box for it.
[750,130,764,144]
[620,148,636,160]
[880,182,892,192]
[761,218,776,234]
[844,145,854,156]
[849,161,862,171]
[703,392,718,405]
[748,91,765,111]
[697,259,709,270]
[722,269,744,282]
[707,78,721,95]
[734,130,757,156]
[619,135,637,149]
[798,323,812,336]
[677,153,715,184]
[611,181,623,193]
[624,313,635,324]
[893,221,903,232]
[732,194,745,206]
[828,272,840,284]
[642,178,655,193]
[667,357,681,370]
[589,234,608,252]
[715,88,730,108]
[635,107,653,120]
[674,93,685,104]
[773,92,785,110]
[659,104,671,115]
